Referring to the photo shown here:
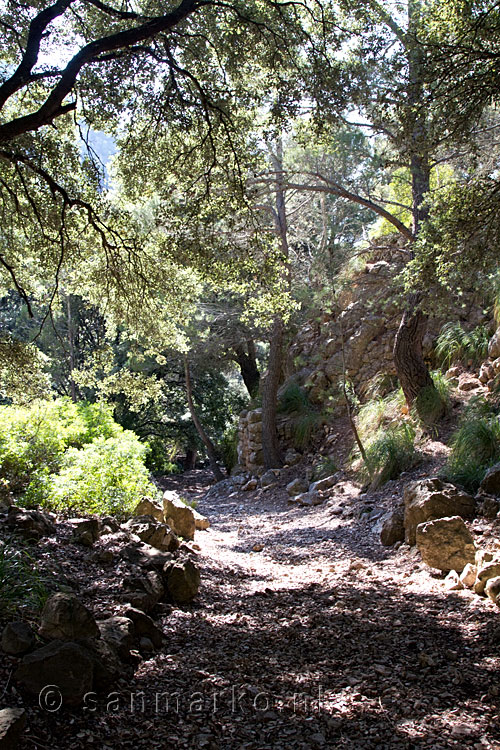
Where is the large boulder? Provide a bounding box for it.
[6,506,55,541]
[133,497,164,521]
[1,621,36,655]
[84,639,122,689]
[380,509,405,547]
[286,478,309,497]
[479,464,500,496]
[68,517,100,547]
[404,478,476,546]
[39,593,99,641]
[474,561,500,595]
[122,516,179,552]
[98,617,134,661]
[309,474,338,493]
[192,508,210,530]
[416,516,477,572]
[164,559,200,604]
[122,570,164,613]
[122,607,163,649]
[15,640,94,705]
[120,541,173,571]
[162,492,195,540]
[0,708,26,750]
[485,576,500,605]
[488,326,500,359]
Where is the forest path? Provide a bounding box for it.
[141,470,500,750]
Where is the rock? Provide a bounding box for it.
[122,570,164,613]
[139,637,154,653]
[101,516,120,533]
[485,576,500,604]
[416,516,476,572]
[15,640,93,705]
[284,449,301,466]
[1,621,36,655]
[122,607,163,648]
[459,379,479,392]
[241,478,258,491]
[93,548,114,564]
[404,478,476,546]
[120,541,173,570]
[488,326,500,359]
[460,563,477,588]
[380,509,405,547]
[133,497,164,521]
[84,638,122,689]
[165,559,200,604]
[122,516,179,552]
[0,708,26,750]
[309,474,338,493]
[68,517,100,546]
[294,490,323,507]
[162,492,195,540]
[192,508,210,530]
[474,561,500,595]
[444,570,463,591]
[479,464,500,496]
[476,494,500,518]
[476,549,494,567]
[39,593,99,641]
[445,366,461,379]
[286,478,309,497]
[6,506,55,541]
[98,617,134,660]
[260,469,280,489]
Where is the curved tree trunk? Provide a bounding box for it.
[232,339,260,399]
[183,355,225,482]
[261,318,284,469]
[393,293,433,407]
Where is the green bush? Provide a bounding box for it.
[413,371,452,425]
[312,456,338,481]
[48,433,155,515]
[0,539,50,618]
[219,424,238,473]
[363,423,416,484]
[435,322,490,369]
[145,437,182,475]
[0,399,121,495]
[0,398,156,515]
[443,397,500,491]
[278,382,322,449]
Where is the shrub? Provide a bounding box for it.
[357,388,406,441]
[0,539,50,618]
[0,399,121,496]
[145,437,182,475]
[312,456,338,481]
[363,423,416,484]
[443,397,500,491]
[278,382,323,450]
[219,424,238,473]
[48,433,156,515]
[435,322,490,369]
[413,371,452,425]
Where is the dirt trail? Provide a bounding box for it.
[15,470,500,749]
[144,470,500,750]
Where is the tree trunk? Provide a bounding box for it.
[261,137,289,470]
[232,340,260,399]
[261,318,284,469]
[393,293,433,406]
[183,355,225,482]
[394,1,438,410]
[66,295,77,403]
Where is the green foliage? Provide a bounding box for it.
[312,456,338,481]
[278,382,322,450]
[357,388,406,442]
[145,438,182,476]
[0,398,155,514]
[443,397,500,491]
[435,322,490,369]
[0,539,50,618]
[413,371,452,426]
[363,424,416,485]
[218,424,239,473]
[47,434,155,515]
[0,399,122,496]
